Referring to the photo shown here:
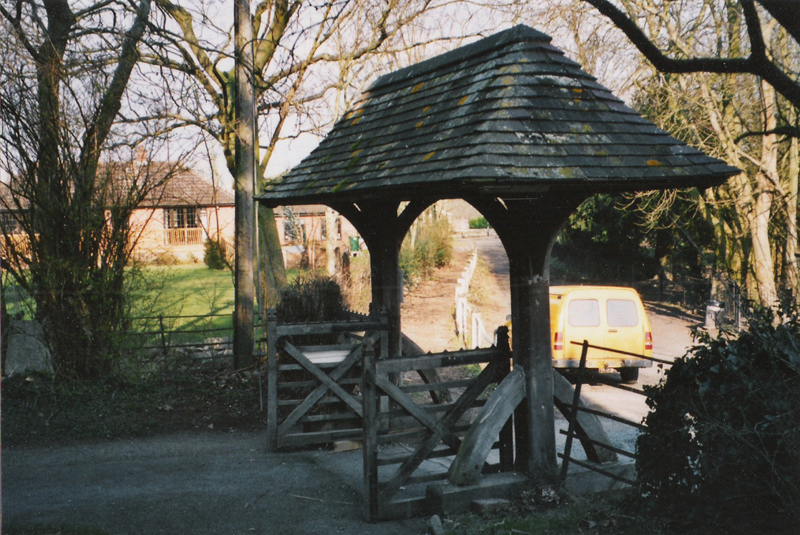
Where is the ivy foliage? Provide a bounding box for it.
[637,307,800,532]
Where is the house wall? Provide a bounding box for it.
[130,205,235,262]
[275,210,357,244]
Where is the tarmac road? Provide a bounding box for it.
[2,432,428,535]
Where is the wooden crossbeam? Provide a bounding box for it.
[376,359,503,503]
[281,341,364,419]
[374,375,462,449]
[277,343,364,435]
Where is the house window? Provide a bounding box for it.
[165,207,199,229]
[0,212,23,233]
[321,217,342,241]
[283,219,306,242]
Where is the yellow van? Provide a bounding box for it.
[549,286,652,383]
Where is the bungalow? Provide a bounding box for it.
[0,162,235,264]
[130,164,235,262]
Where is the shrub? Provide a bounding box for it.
[204,238,229,270]
[637,306,800,532]
[400,217,453,285]
[468,216,490,229]
[151,252,180,266]
[277,275,346,323]
[276,275,347,347]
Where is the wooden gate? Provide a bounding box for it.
[265,309,389,451]
[361,337,513,521]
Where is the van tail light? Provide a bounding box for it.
[645,331,653,351]
[553,332,564,351]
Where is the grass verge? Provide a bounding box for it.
[443,489,672,535]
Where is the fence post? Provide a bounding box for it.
[266,308,278,452]
[361,336,379,521]
[496,325,514,471]
[159,315,169,370]
[559,339,589,486]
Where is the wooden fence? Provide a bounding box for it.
[454,244,494,348]
[558,340,674,487]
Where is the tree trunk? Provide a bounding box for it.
[784,135,799,302]
[233,0,256,369]
[751,80,779,307]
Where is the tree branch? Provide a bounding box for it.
[582,0,800,108]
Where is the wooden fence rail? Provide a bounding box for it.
[558,340,674,488]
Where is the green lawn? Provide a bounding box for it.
[124,264,236,349]
[129,264,235,318]
[3,265,237,347]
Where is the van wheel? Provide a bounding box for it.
[619,368,639,384]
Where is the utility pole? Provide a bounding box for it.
[233,0,255,369]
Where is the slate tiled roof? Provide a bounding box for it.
[258,25,738,206]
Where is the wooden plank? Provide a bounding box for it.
[302,349,351,365]
[300,412,362,424]
[448,368,525,486]
[278,342,363,434]
[376,348,499,375]
[361,339,380,522]
[376,422,472,445]
[267,309,278,452]
[295,343,360,353]
[279,428,363,448]
[278,376,360,390]
[278,395,354,407]
[276,320,385,336]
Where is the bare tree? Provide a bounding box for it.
[506,0,799,305]
[0,0,187,379]
[581,0,800,114]
[145,0,513,366]
[576,0,799,305]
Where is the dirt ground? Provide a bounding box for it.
[2,235,701,535]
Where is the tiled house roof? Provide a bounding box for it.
[112,162,234,208]
[258,25,737,206]
[1,162,233,210]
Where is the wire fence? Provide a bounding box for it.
[117,313,264,373]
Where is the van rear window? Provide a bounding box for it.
[568,299,600,327]
[607,299,639,327]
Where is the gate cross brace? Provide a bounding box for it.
[280,341,365,426]
[376,357,504,503]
